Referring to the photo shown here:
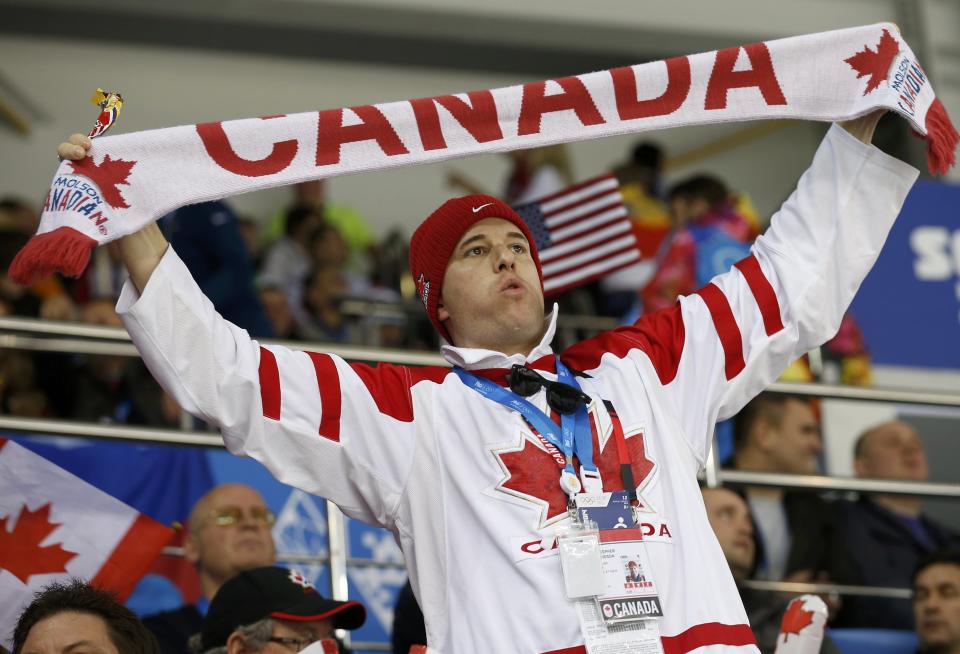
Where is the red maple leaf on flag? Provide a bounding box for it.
[0,503,77,584]
[845,29,900,96]
[68,155,136,208]
[779,598,815,640]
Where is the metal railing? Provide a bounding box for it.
[3,315,959,649]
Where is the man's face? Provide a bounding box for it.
[761,399,821,474]
[437,217,545,354]
[855,421,928,482]
[914,563,960,652]
[702,488,755,581]
[231,618,335,653]
[186,484,277,588]
[20,611,119,654]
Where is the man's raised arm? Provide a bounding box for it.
[57,133,418,529]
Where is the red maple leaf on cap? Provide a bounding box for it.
[68,154,136,208]
[845,28,900,96]
[0,503,77,584]
[779,598,815,640]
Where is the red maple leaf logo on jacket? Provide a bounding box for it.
[779,598,815,640]
[68,155,136,208]
[0,503,77,584]
[845,29,900,95]
[494,405,655,528]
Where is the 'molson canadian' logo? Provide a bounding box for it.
[844,28,928,117]
[42,155,136,236]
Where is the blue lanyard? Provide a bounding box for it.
[453,357,597,479]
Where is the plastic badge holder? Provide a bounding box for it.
[557,522,605,599]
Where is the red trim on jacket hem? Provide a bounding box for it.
[695,283,745,380]
[661,622,757,653]
[540,621,756,654]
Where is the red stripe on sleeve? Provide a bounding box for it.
[541,647,586,654]
[661,622,757,654]
[90,513,173,601]
[734,255,784,336]
[695,283,746,380]
[308,352,342,442]
[562,303,686,384]
[258,346,281,420]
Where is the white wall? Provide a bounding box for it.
[0,34,825,237]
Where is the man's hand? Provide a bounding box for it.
[58,133,92,161]
[838,109,886,145]
[56,134,169,294]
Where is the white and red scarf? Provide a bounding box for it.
[10,22,957,284]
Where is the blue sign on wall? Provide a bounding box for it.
[851,179,960,370]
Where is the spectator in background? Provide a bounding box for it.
[837,422,960,629]
[730,394,853,589]
[12,579,160,654]
[914,550,960,654]
[259,205,323,300]
[293,265,348,343]
[0,350,51,418]
[641,174,758,314]
[160,201,272,338]
[237,216,264,271]
[257,284,301,341]
[143,484,277,654]
[189,567,365,654]
[701,486,840,653]
[263,180,376,274]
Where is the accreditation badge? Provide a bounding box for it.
[596,529,663,623]
[566,491,665,652]
[575,598,664,653]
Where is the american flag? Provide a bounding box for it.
[514,174,641,296]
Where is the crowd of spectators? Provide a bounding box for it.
[3,140,958,654]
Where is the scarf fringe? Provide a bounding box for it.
[9,227,97,285]
[924,98,959,176]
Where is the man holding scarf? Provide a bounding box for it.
[57,108,915,654]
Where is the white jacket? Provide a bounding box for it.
[118,125,918,654]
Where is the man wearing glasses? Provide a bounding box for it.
[144,484,277,653]
[189,566,365,654]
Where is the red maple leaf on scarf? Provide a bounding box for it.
[779,598,815,639]
[0,503,77,584]
[845,29,900,95]
[68,155,136,208]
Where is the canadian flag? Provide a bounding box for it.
[0,438,173,647]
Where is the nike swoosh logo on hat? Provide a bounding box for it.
[472,203,493,213]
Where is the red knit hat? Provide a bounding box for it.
[409,194,543,343]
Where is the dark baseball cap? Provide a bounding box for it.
[201,566,366,648]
